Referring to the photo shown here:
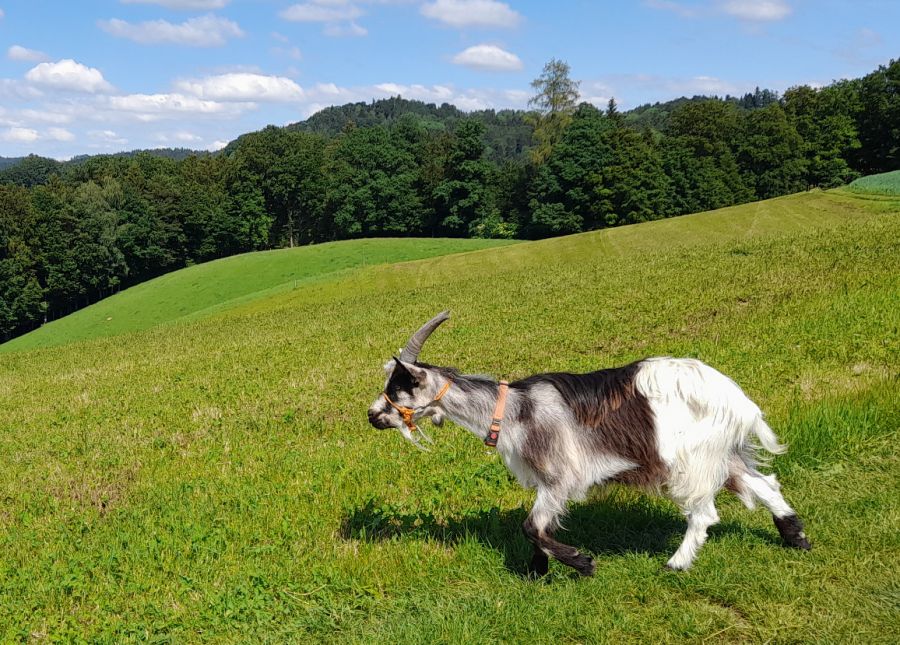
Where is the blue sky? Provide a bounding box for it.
[0,0,896,159]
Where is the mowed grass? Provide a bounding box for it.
[0,237,516,353]
[847,169,900,196]
[0,190,898,642]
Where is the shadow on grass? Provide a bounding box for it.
[340,494,781,577]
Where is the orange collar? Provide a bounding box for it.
[485,381,509,447]
[383,379,452,434]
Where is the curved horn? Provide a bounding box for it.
[399,310,450,364]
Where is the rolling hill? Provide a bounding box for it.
[0,189,897,642]
[0,237,515,354]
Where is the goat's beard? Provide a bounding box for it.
[396,421,434,451]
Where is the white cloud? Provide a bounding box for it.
[643,0,701,18]
[582,73,758,109]
[421,0,521,28]
[8,45,50,62]
[89,129,128,145]
[452,44,522,71]
[0,108,19,127]
[0,79,44,101]
[280,2,363,22]
[1,127,39,142]
[25,59,113,93]
[20,109,71,124]
[647,1,792,22]
[720,0,791,22]
[0,9,4,20]
[106,93,249,119]
[46,127,75,141]
[323,21,368,36]
[98,14,244,47]
[175,73,304,102]
[120,0,230,8]
[833,27,884,65]
[272,45,303,60]
[280,1,370,36]
[208,139,229,151]
[154,130,203,143]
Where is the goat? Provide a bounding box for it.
[367,311,811,575]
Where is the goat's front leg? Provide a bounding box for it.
[522,488,595,577]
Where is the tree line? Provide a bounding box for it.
[1,58,897,341]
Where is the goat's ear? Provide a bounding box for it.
[395,358,427,385]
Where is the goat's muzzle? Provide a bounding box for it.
[367,408,393,430]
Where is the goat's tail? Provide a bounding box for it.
[749,414,786,456]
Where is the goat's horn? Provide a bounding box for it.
[399,310,450,364]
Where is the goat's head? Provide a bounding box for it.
[367,311,451,449]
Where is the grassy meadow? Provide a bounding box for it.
[0,189,898,642]
[0,237,516,354]
[847,169,900,196]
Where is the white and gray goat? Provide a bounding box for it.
[367,311,811,575]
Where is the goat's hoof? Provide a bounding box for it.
[527,552,549,579]
[789,536,812,551]
[664,562,687,572]
[773,515,812,551]
[575,556,596,577]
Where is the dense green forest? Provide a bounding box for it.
[1,58,898,342]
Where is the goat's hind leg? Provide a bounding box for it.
[666,498,719,571]
[522,487,595,577]
[736,467,811,550]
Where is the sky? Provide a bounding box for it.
[0,0,896,160]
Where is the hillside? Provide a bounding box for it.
[847,169,900,195]
[0,237,515,354]
[0,156,25,171]
[0,190,897,641]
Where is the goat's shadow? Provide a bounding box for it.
[340,492,782,577]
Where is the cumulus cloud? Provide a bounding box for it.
[98,14,244,47]
[175,73,304,102]
[581,73,757,109]
[120,0,230,8]
[1,127,39,143]
[89,129,128,145]
[25,59,113,93]
[452,44,522,71]
[46,127,75,141]
[154,130,203,143]
[720,0,791,22]
[280,1,370,37]
[280,1,363,22]
[831,27,885,65]
[8,45,50,62]
[20,109,72,124]
[106,93,249,119]
[421,0,521,28]
[647,1,792,22]
[0,79,43,101]
[323,22,368,37]
[643,0,701,19]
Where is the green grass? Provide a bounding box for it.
[0,237,516,354]
[847,169,900,195]
[0,190,898,642]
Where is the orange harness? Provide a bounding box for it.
[485,381,509,447]
[383,379,510,448]
[383,380,452,434]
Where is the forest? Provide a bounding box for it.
[1,58,898,342]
